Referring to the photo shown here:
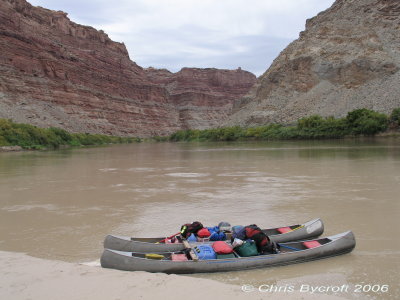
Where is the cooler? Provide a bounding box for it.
[193,244,217,260]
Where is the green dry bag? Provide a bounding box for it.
[236,241,258,257]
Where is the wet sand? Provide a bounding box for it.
[0,251,349,300]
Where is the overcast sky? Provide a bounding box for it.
[29,0,335,76]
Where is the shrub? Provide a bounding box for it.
[217,126,243,141]
[298,115,325,129]
[390,108,400,126]
[0,119,138,149]
[152,136,169,142]
[0,135,9,146]
[295,115,348,138]
[49,127,73,143]
[167,109,394,142]
[345,109,388,135]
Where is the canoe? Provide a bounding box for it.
[101,231,356,273]
[103,218,324,252]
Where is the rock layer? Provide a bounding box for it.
[0,0,256,136]
[225,0,400,126]
[145,67,256,129]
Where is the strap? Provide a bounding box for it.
[291,225,305,231]
[278,244,301,251]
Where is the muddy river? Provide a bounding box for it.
[1,138,399,299]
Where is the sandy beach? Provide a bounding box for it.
[0,251,351,300]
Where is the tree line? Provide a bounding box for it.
[1,108,399,149]
[168,108,400,142]
[0,119,139,149]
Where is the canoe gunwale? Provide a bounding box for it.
[110,230,351,259]
[103,218,324,252]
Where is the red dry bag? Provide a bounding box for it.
[197,228,211,238]
[212,241,233,254]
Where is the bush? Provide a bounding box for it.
[345,109,388,135]
[0,119,138,149]
[296,115,348,138]
[390,108,400,126]
[49,127,73,143]
[167,108,394,142]
[215,127,243,141]
[298,115,325,129]
[0,135,9,146]
[169,129,196,142]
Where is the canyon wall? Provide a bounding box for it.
[0,0,256,136]
[2,0,398,135]
[225,0,400,126]
[145,67,256,129]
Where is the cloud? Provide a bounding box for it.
[135,33,293,76]
[28,0,335,76]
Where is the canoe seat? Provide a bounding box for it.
[277,227,292,234]
[303,240,321,249]
[171,254,188,261]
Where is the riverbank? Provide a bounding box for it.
[1,109,399,148]
[0,119,140,150]
[0,146,23,152]
[0,251,349,300]
[167,109,399,142]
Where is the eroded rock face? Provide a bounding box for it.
[0,0,256,136]
[145,67,256,129]
[225,0,400,126]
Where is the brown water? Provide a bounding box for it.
[1,139,399,299]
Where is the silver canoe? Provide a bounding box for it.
[103,218,324,252]
[101,231,356,274]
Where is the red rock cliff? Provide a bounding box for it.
[0,0,256,136]
[145,67,256,129]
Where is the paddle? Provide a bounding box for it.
[182,239,199,261]
[157,232,181,243]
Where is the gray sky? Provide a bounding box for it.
[28,0,335,76]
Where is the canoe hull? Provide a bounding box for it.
[101,231,355,274]
[103,218,324,252]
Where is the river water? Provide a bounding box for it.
[0,139,399,299]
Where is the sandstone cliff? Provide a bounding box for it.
[0,0,256,136]
[145,67,256,129]
[225,0,400,127]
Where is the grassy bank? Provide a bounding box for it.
[0,119,140,150]
[168,108,400,142]
[2,108,399,149]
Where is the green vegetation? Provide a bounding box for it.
[345,108,388,135]
[0,119,139,149]
[1,108,398,149]
[390,108,400,126]
[168,108,398,142]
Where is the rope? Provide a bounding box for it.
[278,244,302,251]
